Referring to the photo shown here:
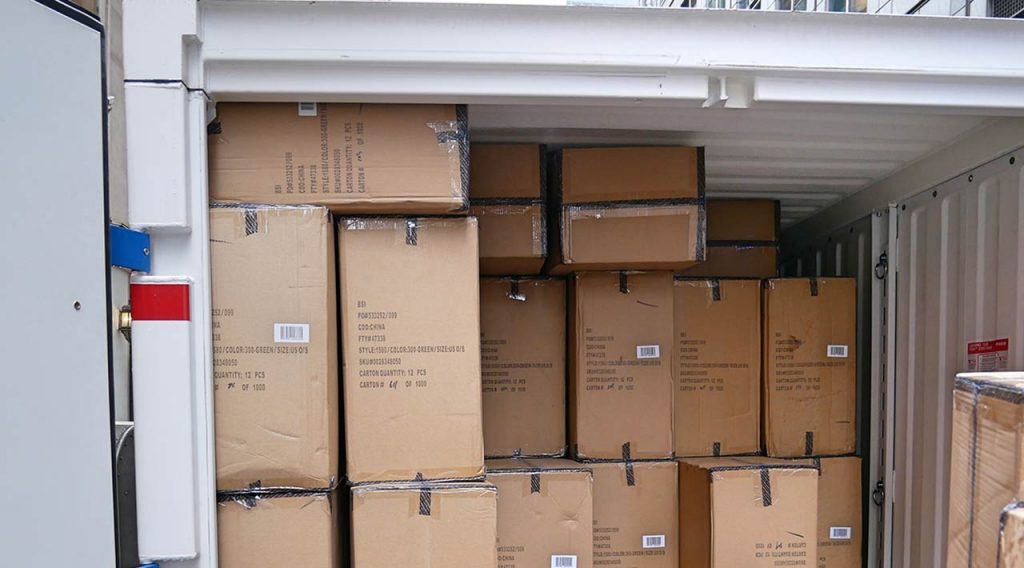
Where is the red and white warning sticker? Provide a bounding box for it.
[967,338,1009,372]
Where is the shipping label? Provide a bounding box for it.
[967,338,1009,372]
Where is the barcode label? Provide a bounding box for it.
[827,344,849,358]
[551,555,577,568]
[297,102,317,116]
[829,526,852,540]
[642,535,666,549]
[636,345,660,359]
[274,323,310,343]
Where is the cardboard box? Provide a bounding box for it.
[210,205,338,490]
[679,457,819,568]
[209,103,468,214]
[948,373,1024,568]
[217,489,340,568]
[570,271,675,460]
[591,460,679,568]
[999,504,1024,568]
[486,458,594,568]
[673,278,760,457]
[678,199,779,278]
[547,146,706,274]
[815,457,862,568]
[480,277,566,458]
[470,144,547,276]
[338,217,484,483]
[350,481,498,568]
[763,278,857,458]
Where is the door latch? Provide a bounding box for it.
[872,479,885,506]
[874,252,888,280]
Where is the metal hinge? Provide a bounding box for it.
[109,225,151,273]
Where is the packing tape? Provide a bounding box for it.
[531,473,542,494]
[508,279,527,302]
[622,442,636,487]
[712,442,721,457]
[243,208,258,236]
[619,272,629,295]
[760,468,773,507]
[405,219,418,246]
[809,278,819,297]
[709,279,722,302]
[804,432,814,456]
[415,473,432,516]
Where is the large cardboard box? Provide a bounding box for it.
[486,458,594,568]
[480,277,566,458]
[547,146,706,274]
[763,278,857,458]
[999,504,1024,568]
[209,103,468,214]
[470,143,546,276]
[673,278,760,457]
[679,457,819,568]
[210,205,338,490]
[217,489,340,568]
[948,373,1024,568]
[678,199,779,278]
[815,457,862,568]
[570,271,675,460]
[350,481,498,568]
[338,217,484,483]
[591,460,679,568]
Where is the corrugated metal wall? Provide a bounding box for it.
[889,148,1024,568]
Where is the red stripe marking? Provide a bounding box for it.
[131,283,190,321]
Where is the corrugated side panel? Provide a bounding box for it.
[891,150,1024,568]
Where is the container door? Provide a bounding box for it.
[0,1,117,566]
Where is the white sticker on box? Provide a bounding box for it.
[829,526,852,540]
[636,345,660,359]
[274,323,310,343]
[967,338,1009,372]
[551,556,577,568]
[827,345,849,358]
[642,535,666,549]
[297,102,317,116]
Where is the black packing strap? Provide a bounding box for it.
[813,457,822,475]
[709,279,722,302]
[760,468,773,507]
[414,472,432,516]
[619,272,629,294]
[244,208,258,236]
[805,432,814,456]
[712,442,721,457]
[508,279,527,302]
[512,448,523,458]
[622,442,636,487]
[809,277,819,297]
[531,473,541,494]
[406,219,418,246]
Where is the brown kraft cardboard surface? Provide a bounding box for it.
[481,277,566,458]
[591,460,678,568]
[210,205,338,491]
[338,217,484,483]
[350,481,498,568]
[217,490,340,568]
[679,457,819,568]
[947,372,1024,568]
[815,457,862,568]
[209,103,468,214]
[547,146,705,274]
[678,199,779,278]
[999,504,1024,568]
[763,278,857,458]
[673,278,760,457]
[570,271,675,460]
[486,458,594,568]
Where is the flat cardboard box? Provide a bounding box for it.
[350,481,498,568]
[210,205,338,490]
[570,271,675,460]
[763,278,857,458]
[547,147,705,273]
[486,458,594,568]
[480,277,566,458]
[217,489,339,568]
[470,143,547,276]
[338,217,484,483]
[679,457,819,568]
[591,460,679,568]
[673,278,760,457]
[209,103,468,214]
[815,457,862,568]
[678,199,779,278]
[999,504,1024,568]
[948,373,1024,568]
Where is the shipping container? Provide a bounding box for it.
[4,1,1024,567]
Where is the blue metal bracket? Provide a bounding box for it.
[109,225,151,272]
